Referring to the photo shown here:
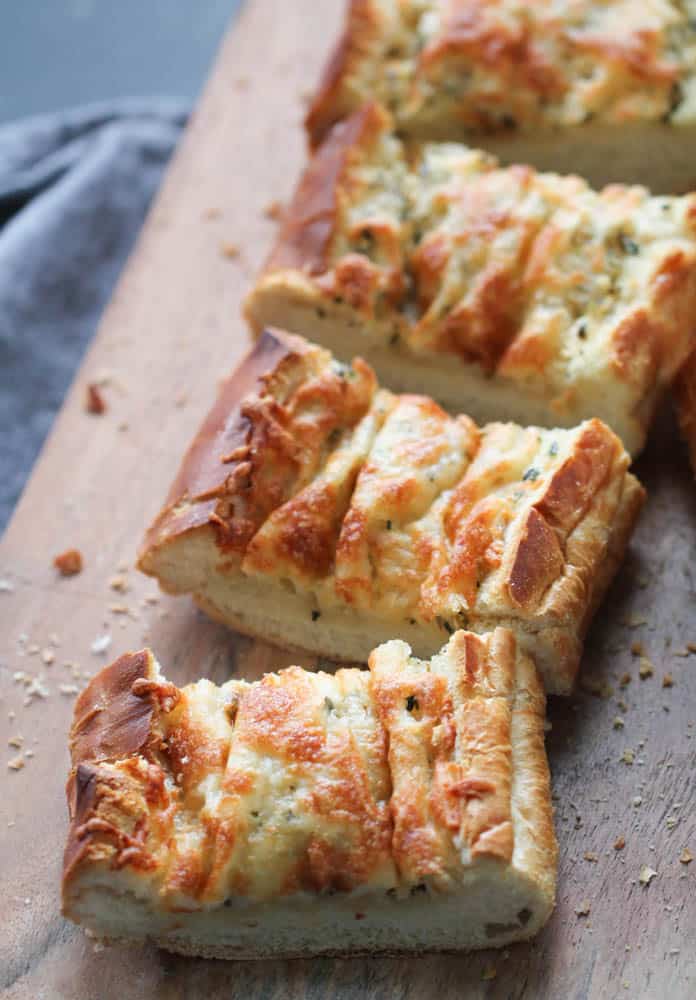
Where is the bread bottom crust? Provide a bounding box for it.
[66,863,552,959]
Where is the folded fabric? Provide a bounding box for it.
[0,99,189,531]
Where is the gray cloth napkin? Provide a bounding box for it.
[0,98,189,531]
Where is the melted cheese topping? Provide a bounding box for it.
[73,633,544,906]
[311,0,696,139]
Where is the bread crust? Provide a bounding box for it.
[138,329,643,693]
[62,634,557,957]
[247,108,696,456]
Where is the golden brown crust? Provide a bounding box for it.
[140,329,299,556]
[69,650,160,767]
[305,0,386,150]
[62,650,176,894]
[273,103,390,273]
[62,633,556,941]
[140,328,377,568]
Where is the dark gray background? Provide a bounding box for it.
[0,0,240,122]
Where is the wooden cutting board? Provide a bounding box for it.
[2,2,695,997]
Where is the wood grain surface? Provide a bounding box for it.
[1,2,696,997]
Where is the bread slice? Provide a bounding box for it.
[246,104,696,457]
[62,631,557,958]
[306,0,696,192]
[138,328,643,694]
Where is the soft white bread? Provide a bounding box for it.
[306,1,696,193]
[137,328,644,694]
[246,104,696,458]
[62,633,557,958]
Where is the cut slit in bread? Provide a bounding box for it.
[246,104,696,458]
[137,328,644,694]
[62,632,557,958]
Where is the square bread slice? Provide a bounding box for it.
[246,103,696,457]
[306,0,696,192]
[138,328,644,694]
[62,631,558,958]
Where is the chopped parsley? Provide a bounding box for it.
[618,233,640,256]
[522,467,540,482]
[406,695,419,712]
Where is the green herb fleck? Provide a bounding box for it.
[618,233,640,256]
[406,695,419,712]
[523,468,540,482]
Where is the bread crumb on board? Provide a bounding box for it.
[85,383,106,414]
[220,241,240,259]
[638,657,654,679]
[264,200,284,221]
[91,634,112,656]
[575,900,591,917]
[639,865,657,886]
[53,549,83,577]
